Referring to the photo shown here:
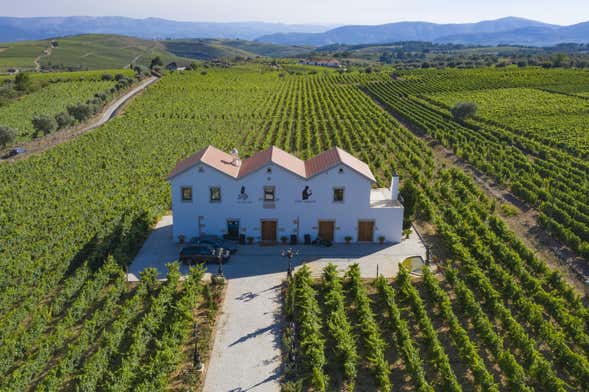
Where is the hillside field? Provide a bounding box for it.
[1,65,589,390]
[0,69,135,145]
[0,34,311,72]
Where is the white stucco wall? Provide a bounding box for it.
[170,162,403,243]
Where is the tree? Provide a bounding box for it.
[400,181,418,230]
[67,103,92,122]
[55,112,73,129]
[150,56,163,69]
[0,125,17,147]
[32,115,57,136]
[451,102,477,121]
[14,72,31,91]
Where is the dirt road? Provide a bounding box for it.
[1,76,158,161]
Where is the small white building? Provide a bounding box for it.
[167,145,403,244]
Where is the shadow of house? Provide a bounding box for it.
[65,210,153,277]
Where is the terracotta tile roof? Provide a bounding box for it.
[168,145,376,182]
[166,145,239,179]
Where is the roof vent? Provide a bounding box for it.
[231,148,241,167]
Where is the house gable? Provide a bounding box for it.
[168,146,376,183]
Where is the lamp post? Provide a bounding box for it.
[281,248,299,278]
[193,322,204,371]
[212,247,230,277]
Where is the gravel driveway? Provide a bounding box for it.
[129,215,427,391]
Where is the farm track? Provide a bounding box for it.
[1,76,158,162]
[363,87,589,295]
[33,44,53,71]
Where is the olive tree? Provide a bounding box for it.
[55,112,73,129]
[0,125,17,147]
[14,72,31,91]
[451,102,477,121]
[67,103,92,122]
[32,115,57,136]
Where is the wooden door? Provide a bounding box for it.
[318,221,335,241]
[261,220,277,241]
[358,221,374,242]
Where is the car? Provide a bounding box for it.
[179,245,231,265]
[4,148,26,159]
[190,235,238,254]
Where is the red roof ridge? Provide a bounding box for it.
[168,145,376,182]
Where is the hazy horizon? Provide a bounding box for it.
[2,0,589,26]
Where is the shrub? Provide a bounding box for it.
[32,115,57,136]
[150,56,163,69]
[67,103,92,122]
[400,181,418,230]
[14,72,31,91]
[0,125,17,147]
[101,74,114,81]
[55,112,73,129]
[451,102,477,121]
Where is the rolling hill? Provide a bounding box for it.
[257,17,589,47]
[0,34,312,72]
[0,16,331,42]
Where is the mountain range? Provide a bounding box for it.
[0,16,588,47]
[257,17,589,47]
[0,16,331,42]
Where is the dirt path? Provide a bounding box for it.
[365,91,588,295]
[33,44,53,71]
[1,76,158,162]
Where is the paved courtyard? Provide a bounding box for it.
[129,215,426,391]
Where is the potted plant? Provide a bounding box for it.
[344,236,352,244]
[178,234,185,244]
[403,228,412,239]
[280,235,288,245]
[378,235,385,244]
[247,236,254,245]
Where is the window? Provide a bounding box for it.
[210,187,221,202]
[181,187,192,202]
[333,187,344,202]
[264,186,275,201]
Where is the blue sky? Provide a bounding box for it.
[3,0,588,25]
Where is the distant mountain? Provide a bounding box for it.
[436,22,589,46]
[257,17,589,47]
[0,16,331,42]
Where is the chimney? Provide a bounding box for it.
[230,148,241,167]
[390,173,399,200]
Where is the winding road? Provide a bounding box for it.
[1,76,158,161]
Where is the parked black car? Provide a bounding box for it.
[179,245,231,265]
[190,235,238,254]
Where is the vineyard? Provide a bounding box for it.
[428,87,589,157]
[0,80,115,139]
[0,69,136,144]
[1,65,589,389]
[361,68,589,261]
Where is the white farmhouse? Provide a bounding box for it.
[167,145,403,244]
